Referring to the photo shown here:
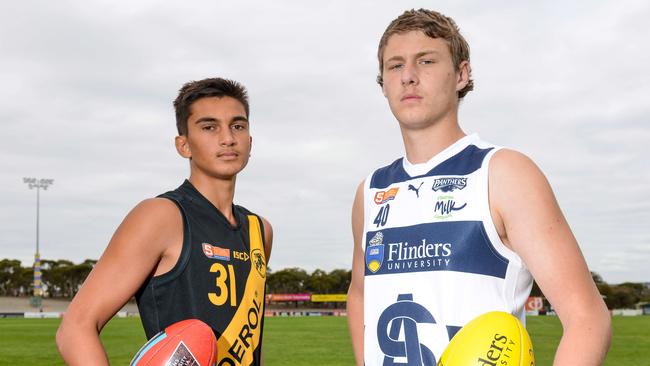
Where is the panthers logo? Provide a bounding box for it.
[251,248,266,278]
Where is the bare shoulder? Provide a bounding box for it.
[489,148,546,182]
[488,149,552,205]
[351,179,365,240]
[352,180,365,212]
[112,197,183,256]
[260,216,273,245]
[123,197,181,230]
[488,149,558,247]
[259,216,273,261]
[129,197,180,222]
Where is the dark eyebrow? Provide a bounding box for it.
[231,115,249,123]
[194,115,249,124]
[195,117,217,124]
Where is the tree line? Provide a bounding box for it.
[0,259,351,299]
[0,259,96,298]
[1,259,648,309]
[528,272,649,310]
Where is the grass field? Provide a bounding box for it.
[0,316,648,365]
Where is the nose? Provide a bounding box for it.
[219,128,236,147]
[400,61,419,87]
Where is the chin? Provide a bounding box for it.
[397,116,432,130]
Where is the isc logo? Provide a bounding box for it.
[233,251,249,261]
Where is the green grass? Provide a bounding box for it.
[0,316,648,365]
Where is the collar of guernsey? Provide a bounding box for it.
[216,214,267,365]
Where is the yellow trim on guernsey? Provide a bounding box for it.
[215,215,266,366]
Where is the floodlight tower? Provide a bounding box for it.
[22,177,54,311]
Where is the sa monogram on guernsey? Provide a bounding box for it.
[362,134,534,365]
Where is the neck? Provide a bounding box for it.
[188,173,237,226]
[399,113,465,164]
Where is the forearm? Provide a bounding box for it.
[56,318,110,366]
[552,309,612,365]
[347,291,364,366]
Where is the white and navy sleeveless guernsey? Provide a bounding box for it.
[363,134,533,366]
[136,180,267,366]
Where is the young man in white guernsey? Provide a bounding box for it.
[346,9,611,366]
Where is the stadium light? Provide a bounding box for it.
[22,177,54,311]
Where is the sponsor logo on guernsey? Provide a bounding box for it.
[233,251,250,262]
[251,248,266,278]
[377,293,437,366]
[385,239,452,272]
[432,177,467,192]
[408,182,424,198]
[374,187,399,204]
[433,195,467,219]
[365,232,385,273]
[202,243,230,261]
[221,296,263,366]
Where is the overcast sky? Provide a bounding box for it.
[1,0,648,284]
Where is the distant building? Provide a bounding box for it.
[641,303,650,316]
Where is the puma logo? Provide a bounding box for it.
[408,182,424,198]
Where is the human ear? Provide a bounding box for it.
[175,135,191,159]
[456,60,470,91]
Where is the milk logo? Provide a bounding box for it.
[365,232,385,273]
[434,195,467,219]
[432,177,467,192]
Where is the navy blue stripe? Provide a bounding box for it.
[370,145,494,189]
[364,221,508,278]
[446,325,462,340]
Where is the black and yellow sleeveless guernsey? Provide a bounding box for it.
[136,180,267,366]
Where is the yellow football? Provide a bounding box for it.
[438,311,535,366]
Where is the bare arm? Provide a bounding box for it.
[347,181,365,366]
[490,150,611,366]
[261,217,273,263]
[56,198,182,365]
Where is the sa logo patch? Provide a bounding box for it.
[202,243,230,261]
[374,187,399,205]
[365,232,385,273]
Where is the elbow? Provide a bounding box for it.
[56,313,84,357]
[601,307,613,351]
[580,304,613,354]
[592,300,613,350]
[346,284,364,313]
[55,318,69,356]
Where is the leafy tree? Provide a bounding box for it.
[306,269,334,294]
[591,272,606,286]
[0,259,23,296]
[18,266,34,297]
[266,267,309,293]
[327,269,351,293]
[609,286,638,309]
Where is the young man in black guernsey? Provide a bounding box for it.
[57,78,273,366]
